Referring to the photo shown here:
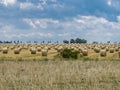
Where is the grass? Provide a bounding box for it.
[0,44,120,89]
[0,60,120,90]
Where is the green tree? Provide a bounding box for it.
[63,40,69,44]
[70,39,75,43]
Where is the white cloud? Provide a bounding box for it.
[0,24,54,41]
[22,16,120,42]
[23,18,59,29]
[0,0,16,6]
[117,16,120,22]
[5,32,53,39]
[23,19,36,28]
[107,0,112,6]
[20,2,44,10]
[58,33,70,37]
[19,0,64,10]
[1,15,120,42]
[20,2,34,9]
[107,0,120,10]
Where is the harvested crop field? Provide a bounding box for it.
[0,60,120,90]
[0,43,120,60]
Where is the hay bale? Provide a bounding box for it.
[44,47,49,50]
[11,46,15,50]
[56,46,63,52]
[100,49,106,57]
[70,46,74,50]
[109,48,114,53]
[2,47,8,54]
[14,48,20,54]
[82,49,88,56]
[101,46,105,49]
[41,49,47,56]
[106,47,109,51]
[79,47,84,52]
[30,47,36,54]
[37,47,41,52]
[94,47,100,53]
[115,47,119,51]
[23,45,28,50]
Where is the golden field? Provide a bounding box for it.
[0,60,120,90]
[0,43,120,60]
[0,43,120,90]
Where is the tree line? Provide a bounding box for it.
[63,38,87,44]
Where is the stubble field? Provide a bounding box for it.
[0,60,120,90]
[0,43,120,90]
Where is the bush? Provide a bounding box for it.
[71,51,80,59]
[60,48,80,59]
[60,48,72,58]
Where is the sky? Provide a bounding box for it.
[0,0,120,43]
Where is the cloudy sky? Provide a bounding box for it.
[0,0,120,43]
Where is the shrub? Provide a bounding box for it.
[71,51,80,59]
[60,48,79,59]
[60,48,71,58]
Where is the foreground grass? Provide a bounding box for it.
[0,60,120,90]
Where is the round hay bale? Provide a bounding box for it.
[109,48,114,53]
[101,46,105,49]
[37,47,41,52]
[2,47,8,54]
[79,47,84,52]
[41,49,47,56]
[115,47,119,51]
[100,49,106,57]
[44,47,49,50]
[94,47,100,53]
[11,46,15,50]
[30,47,36,54]
[70,47,74,50]
[57,46,63,52]
[82,49,88,56]
[14,48,20,54]
[106,47,109,51]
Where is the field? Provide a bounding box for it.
[0,43,120,60]
[0,43,120,90]
[0,60,120,90]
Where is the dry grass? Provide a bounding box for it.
[0,60,120,90]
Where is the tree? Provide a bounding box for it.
[0,41,3,43]
[34,41,38,43]
[47,41,51,43]
[92,41,99,44]
[107,41,110,44]
[17,40,20,44]
[63,40,69,44]
[70,39,75,43]
[75,38,80,43]
[75,38,87,43]
[42,41,45,43]
[63,38,87,44]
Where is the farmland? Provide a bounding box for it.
[0,43,120,90]
[0,43,120,60]
[0,60,120,90]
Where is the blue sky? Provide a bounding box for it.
[0,0,120,43]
